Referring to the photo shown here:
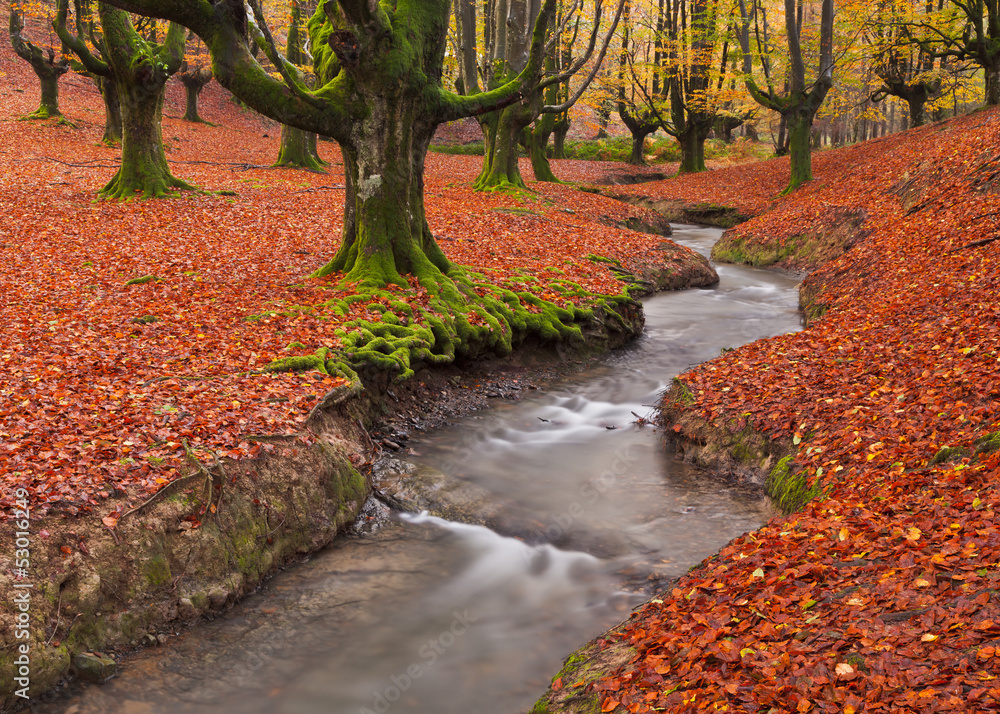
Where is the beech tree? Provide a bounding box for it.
[911,0,1000,104]
[56,1,191,197]
[9,0,70,119]
[271,0,325,169]
[178,33,213,123]
[738,0,835,192]
[465,0,624,189]
[98,0,563,288]
[866,0,951,126]
[617,0,662,166]
[53,0,122,142]
[657,0,735,173]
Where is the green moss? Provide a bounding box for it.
[929,445,970,465]
[125,275,160,286]
[190,592,210,610]
[671,377,696,406]
[974,431,1000,456]
[142,553,172,587]
[767,457,823,513]
[712,235,800,267]
[131,314,161,324]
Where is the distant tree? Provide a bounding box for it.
[616,0,663,165]
[57,1,191,198]
[178,32,213,123]
[9,0,70,119]
[905,0,1000,104]
[737,0,836,192]
[53,0,121,143]
[464,0,624,189]
[625,0,741,173]
[271,0,325,169]
[867,0,949,126]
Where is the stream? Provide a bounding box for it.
[37,225,802,714]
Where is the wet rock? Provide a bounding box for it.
[73,652,116,682]
[207,585,228,609]
[177,596,198,619]
[372,457,502,526]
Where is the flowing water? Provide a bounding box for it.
[38,226,802,714]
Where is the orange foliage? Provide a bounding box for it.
[584,111,1000,710]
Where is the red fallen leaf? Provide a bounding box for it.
[38,529,50,539]
[102,516,118,528]
[60,546,72,555]
[600,697,619,712]
[552,677,564,692]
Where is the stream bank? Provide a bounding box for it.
[15,224,803,714]
[0,236,712,711]
[536,110,1000,713]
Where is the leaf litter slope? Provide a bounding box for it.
[572,112,1000,712]
[0,40,706,520]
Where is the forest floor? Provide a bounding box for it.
[0,40,729,708]
[535,111,1000,712]
[0,47,717,522]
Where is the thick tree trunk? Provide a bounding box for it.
[987,63,1000,106]
[98,77,123,144]
[527,74,560,182]
[33,68,62,118]
[475,103,533,190]
[677,124,709,173]
[97,6,190,199]
[907,94,926,128]
[275,124,325,170]
[785,109,814,192]
[628,130,650,165]
[313,101,449,287]
[552,113,570,158]
[528,116,559,183]
[101,80,192,199]
[180,70,212,123]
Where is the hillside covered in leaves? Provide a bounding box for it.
[536,109,1000,712]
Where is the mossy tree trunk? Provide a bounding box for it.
[738,0,834,193]
[179,66,212,122]
[619,109,658,166]
[675,118,713,174]
[475,100,536,190]
[275,124,326,170]
[552,112,570,158]
[9,3,70,119]
[526,62,561,183]
[312,103,450,287]
[273,0,325,170]
[987,62,1000,105]
[98,76,123,143]
[99,6,191,199]
[785,105,816,191]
